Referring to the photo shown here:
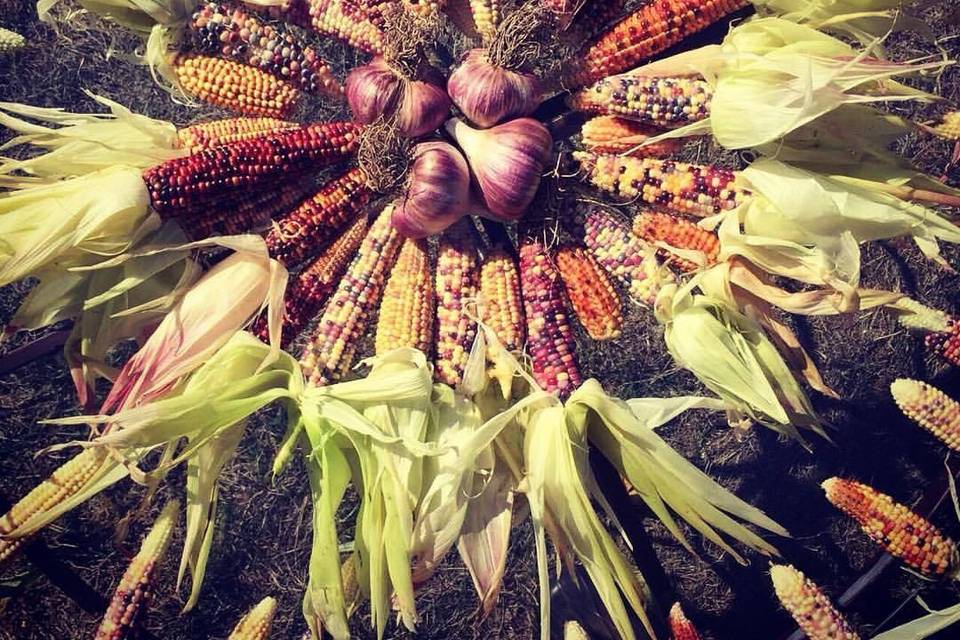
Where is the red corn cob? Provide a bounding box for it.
[178,179,317,240]
[926,321,960,368]
[669,602,703,640]
[554,245,624,341]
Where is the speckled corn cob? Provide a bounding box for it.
[434,221,481,388]
[564,0,750,88]
[582,208,674,305]
[632,210,719,272]
[770,564,860,640]
[300,205,402,386]
[579,116,682,158]
[265,167,372,267]
[478,245,526,353]
[519,239,583,399]
[0,448,108,567]
[575,152,750,218]
[376,238,435,354]
[669,602,702,640]
[177,117,300,153]
[927,322,960,369]
[822,477,957,576]
[228,596,278,640]
[569,75,713,128]
[572,0,626,39]
[179,180,316,240]
[891,379,960,452]
[0,27,25,54]
[555,245,623,341]
[928,111,960,140]
[307,0,386,55]
[94,500,180,640]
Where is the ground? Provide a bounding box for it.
[1,0,960,639]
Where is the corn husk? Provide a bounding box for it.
[872,599,960,640]
[37,0,196,32]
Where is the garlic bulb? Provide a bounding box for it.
[391,141,472,238]
[447,49,542,128]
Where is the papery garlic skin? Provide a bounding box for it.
[447,49,543,129]
[392,141,472,238]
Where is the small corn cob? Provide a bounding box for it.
[575,152,750,218]
[519,239,583,399]
[306,0,386,55]
[927,322,960,368]
[142,121,360,217]
[569,75,713,128]
[177,117,300,153]
[770,564,860,640]
[467,0,503,40]
[478,245,526,353]
[579,116,682,158]
[300,205,403,386]
[891,379,960,452]
[555,245,623,341]
[228,596,278,640]
[582,208,674,305]
[822,477,958,576]
[375,238,435,354]
[572,0,626,39]
[894,298,955,333]
[265,167,372,267]
[927,111,960,141]
[403,0,447,17]
[632,210,719,272]
[94,500,180,640]
[0,448,109,567]
[179,179,316,240]
[563,0,750,88]
[0,27,26,55]
[434,221,481,388]
[669,602,702,640]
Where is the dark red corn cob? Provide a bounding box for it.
[178,180,317,239]
[927,320,960,368]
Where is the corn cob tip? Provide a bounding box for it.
[770,564,859,640]
[0,27,26,54]
[668,602,702,640]
[890,378,960,451]
[228,596,278,640]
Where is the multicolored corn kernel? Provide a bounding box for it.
[143,121,360,217]
[434,221,481,388]
[555,245,623,341]
[927,322,960,368]
[822,477,957,576]
[0,27,26,54]
[575,151,750,218]
[572,0,626,39]
[770,564,860,640]
[519,239,583,399]
[579,116,682,158]
[300,205,402,386]
[176,117,300,153]
[375,237,435,354]
[307,0,386,55]
[891,379,960,452]
[178,179,316,240]
[478,245,526,353]
[569,75,713,128]
[356,0,397,28]
[564,0,750,88]
[0,448,109,567]
[669,602,703,640]
[228,596,278,640]
[632,210,719,272]
[94,500,180,640]
[265,167,372,267]
[582,208,674,305]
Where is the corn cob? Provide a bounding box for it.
[228,596,278,640]
[928,111,960,141]
[519,238,583,399]
[0,27,25,55]
[563,620,589,640]
[770,564,860,640]
[434,221,481,388]
[579,116,682,158]
[375,238,435,354]
[306,0,386,55]
[300,205,403,386]
[0,448,109,567]
[822,477,957,577]
[478,245,526,353]
[265,167,372,267]
[569,75,713,128]
[142,121,360,217]
[582,208,674,305]
[177,117,301,153]
[572,0,626,39]
[467,0,503,40]
[893,298,955,333]
[632,210,719,272]
[356,0,397,27]
[179,179,317,240]
[575,152,750,218]
[927,322,960,368]
[669,602,702,640]
[403,0,446,17]
[891,379,960,452]
[94,500,180,640]
[564,0,750,88]
[555,245,623,341]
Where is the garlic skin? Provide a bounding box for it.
[391,141,472,238]
[447,49,543,129]
[445,117,552,221]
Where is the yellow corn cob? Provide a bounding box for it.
[579,116,682,158]
[0,27,26,55]
[555,245,624,341]
[94,500,180,640]
[669,602,703,640]
[434,220,481,388]
[375,238,435,354]
[891,379,960,452]
[468,0,502,40]
[770,564,860,640]
[569,75,713,128]
[307,0,386,55]
[228,596,278,640]
[632,210,719,272]
[478,245,526,353]
[822,477,958,576]
[928,111,960,140]
[172,53,302,118]
[177,117,300,153]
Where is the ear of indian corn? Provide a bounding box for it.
[519,238,583,399]
[94,500,180,640]
[177,117,301,153]
[265,167,372,268]
[572,0,626,39]
[0,27,26,54]
[434,221,481,388]
[375,237,435,354]
[300,205,403,386]
[228,596,278,640]
[554,245,623,341]
[579,116,682,158]
[478,245,526,353]
[632,210,719,272]
[575,152,750,218]
[142,121,360,217]
[0,448,109,567]
[306,0,386,55]
[563,0,750,88]
[770,564,860,640]
[669,602,703,640]
[892,298,955,333]
[822,477,958,576]
[178,179,317,240]
[190,2,342,97]
[927,322,960,368]
[569,75,713,128]
[926,111,960,141]
[891,379,960,452]
[356,0,396,28]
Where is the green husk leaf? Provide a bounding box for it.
[872,599,960,640]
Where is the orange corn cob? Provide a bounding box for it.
[770,564,860,640]
[555,245,623,341]
[178,180,316,240]
[669,602,703,640]
[891,379,960,452]
[306,0,386,55]
[375,238,435,354]
[434,220,481,388]
[228,596,278,640]
[569,75,713,128]
[478,244,526,353]
[632,210,719,272]
[579,116,682,158]
[176,117,300,153]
